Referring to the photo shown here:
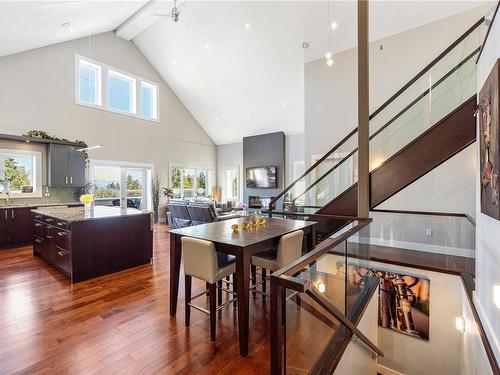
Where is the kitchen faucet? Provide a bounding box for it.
[0,178,11,205]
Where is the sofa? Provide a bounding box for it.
[167,202,240,228]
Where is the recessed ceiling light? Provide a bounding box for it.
[172,60,177,65]
[282,101,287,107]
[246,111,251,116]
[215,117,219,122]
[331,21,338,30]
[301,41,310,49]
[245,23,251,30]
[62,22,70,27]
[204,44,209,49]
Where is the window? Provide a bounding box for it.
[225,167,239,201]
[140,82,158,119]
[75,55,159,121]
[91,161,152,209]
[0,149,42,198]
[93,166,121,199]
[170,166,211,199]
[78,59,101,105]
[108,70,136,114]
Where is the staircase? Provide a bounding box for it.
[268,18,484,241]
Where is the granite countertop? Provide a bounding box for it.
[0,202,82,209]
[31,206,152,223]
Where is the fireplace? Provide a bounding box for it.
[248,196,275,209]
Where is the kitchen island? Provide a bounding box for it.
[32,206,153,283]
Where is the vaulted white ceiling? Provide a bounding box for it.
[0,1,145,57]
[0,1,491,145]
[129,1,489,144]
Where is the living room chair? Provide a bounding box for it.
[182,237,237,341]
[250,230,304,298]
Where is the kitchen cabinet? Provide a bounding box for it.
[0,209,11,244]
[0,207,33,246]
[33,215,72,276]
[32,207,153,283]
[11,207,34,242]
[48,144,85,187]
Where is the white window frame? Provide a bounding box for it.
[77,59,102,106]
[107,69,136,114]
[74,54,160,123]
[89,160,153,210]
[224,165,240,202]
[0,149,42,198]
[169,164,212,200]
[140,81,158,119]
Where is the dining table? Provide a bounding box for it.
[169,216,317,356]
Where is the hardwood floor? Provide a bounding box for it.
[0,225,273,375]
[0,225,476,374]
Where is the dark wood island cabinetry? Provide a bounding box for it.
[32,206,153,283]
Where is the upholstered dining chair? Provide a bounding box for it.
[250,230,304,297]
[182,237,237,341]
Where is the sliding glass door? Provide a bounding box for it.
[91,161,152,209]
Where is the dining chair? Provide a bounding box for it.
[182,237,237,341]
[250,230,304,298]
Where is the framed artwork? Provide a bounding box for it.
[478,59,500,220]
[349,266,430,341]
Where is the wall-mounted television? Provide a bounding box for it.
[246,166,277,189]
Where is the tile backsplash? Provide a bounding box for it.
[0,186,79,206]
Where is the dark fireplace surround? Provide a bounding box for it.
[248,196,275,209]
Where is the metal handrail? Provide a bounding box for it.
[269,18,484,212]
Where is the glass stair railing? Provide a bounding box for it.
[268,19,485,229]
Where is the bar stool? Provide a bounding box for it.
[182,237,237,342]
[250,230,304,297]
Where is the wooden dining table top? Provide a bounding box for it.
[169,217,316,247]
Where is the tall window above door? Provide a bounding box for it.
[225,167,239,201]
[75,55,159,122]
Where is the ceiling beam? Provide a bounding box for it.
[115,0,164,41]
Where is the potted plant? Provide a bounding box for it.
[163,187,174,205]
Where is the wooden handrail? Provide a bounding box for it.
[269,18,483,210]
[305,281,384,358]
[262,209,368,222]
[271,218,372,279]
[460,273,500,375]
[371,209,476,226]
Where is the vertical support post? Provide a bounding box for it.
[271,276,284,374]
[357,0,370,217]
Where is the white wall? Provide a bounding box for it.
[216,142,243,202]
[475,6,500,364]
[378,144,477,218]
[285,133,305,185]
[0,32,216,218]
[305,8,486,216]
[215,134,305,203]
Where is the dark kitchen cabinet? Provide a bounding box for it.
[33,216,72,277]
[11,207,34,242]
[48,144,85,187]
[0,209,11,244]
[0,207,33,246]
